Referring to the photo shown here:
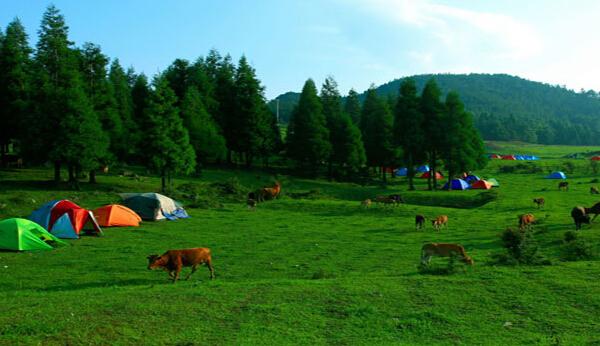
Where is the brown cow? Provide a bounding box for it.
[374,195,399,207]
[361,199,372,208]
[591,186,600,195]
[558,182,569,191]
[257,182,281,202]
[147,248,215,283]
[431,215,448,231]
[533,198,545,208]
[518,213,535,230]
[415,215,426,230]
[421,243,474,266]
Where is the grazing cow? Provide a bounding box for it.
[518,213,535,230]
[558,182,569,191]
[533,198,545,209]
[431,215,448,231]
[374,195,399,207]
[361,199,372,208]
[147,248,215,283]
[415,215,426,230]
[388,194,405,204]
[591,186,600,195]
[584,202,600,222]
[257,181,281,202]
[571,206,591,230]
[421,243,474,266]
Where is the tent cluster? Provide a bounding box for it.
[442,175,499,190]
[394,165,431,177]
[489,154,539,160]
[0,193,188,252]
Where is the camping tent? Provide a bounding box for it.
[120,193,189,221]
[395,167,408,176]
[501,155,516,160]
[591,156,600,161]
[442,179,470,190]
[486,178,500,187]
[29,200,102,239]
[420,171,444,180]
[471,180,492,190]
[416,165,430,173]
[464,175,480,183]
[546,171,567,179]
[93,205,142,227]
[0,218,65,251]
[489,154,501,159]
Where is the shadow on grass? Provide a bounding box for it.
[36,278,165,292]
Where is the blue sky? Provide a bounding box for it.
[1,0,600,99]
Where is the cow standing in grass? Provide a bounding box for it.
[431,215,448,231]
[584,202,600,222]
[558,182,569,191]
[571,207,591,230]
[374,195,399,207]
[421,243,474,266]
[257,182,281,202]
[147,248,215,283]
[518,213,535,230]
[533,198,545,209]
[361,199,372,208]
[415,215,426,230]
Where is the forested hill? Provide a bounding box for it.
[269,74,600,145]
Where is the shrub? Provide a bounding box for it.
[494,228,550,265]
[561,231,594,261]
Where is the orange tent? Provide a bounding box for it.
[420,171,444,180]
[471,180,492,190]
[93,204,141,227]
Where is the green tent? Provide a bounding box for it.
[487,178,500,187]
[0,218,66,251]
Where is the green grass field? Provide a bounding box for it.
[1,142,600,345]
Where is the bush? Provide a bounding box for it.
[494,228,550,265]
[561,231,594,261]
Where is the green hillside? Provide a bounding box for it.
[270,74,600,145]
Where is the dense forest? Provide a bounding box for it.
[0,5,486,189]
[269,74,600,145]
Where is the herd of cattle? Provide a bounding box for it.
[147,179,600,283]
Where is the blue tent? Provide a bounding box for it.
[464,175,480,183]
[515,155,525,160]
[546,171,567,179]
[531,155,539,160]
[417,165,430,173]
[442,179,470,190]
[29,200,59,229]
[395,167,408,176]
[50,213,78,239]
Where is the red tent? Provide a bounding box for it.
[501,155,516,160]
[471,180,492,190]
[591,156,600,161]
[489,154,501,159]
[420,171,444,180]
[48,200,102,237]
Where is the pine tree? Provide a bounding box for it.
[233,56,267,166]
[109,59,134,160]
[394,78,425,190]
[215,55,236,163]
[336,114,366,177]
[0,18,31,159]
[344,89,361,124]
[188,57,218,115]
[420,78,445,190]
[287,79,330,174]
[145,76,195,191]
[180,87,226,171]
[164,58,190,106]
[361,88,395,182]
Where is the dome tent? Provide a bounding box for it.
[416,165,430,173]
[464,175,480,183]
[546,172,567,179]
[120,193,189,221]
[29,200,102,239]
[0,218,66,251]
[420,171,444,180]
[93,205,142,227]
[395,168,408,176]
[442,179,470,190]
[471,180,492,190]
[486,178,500,187]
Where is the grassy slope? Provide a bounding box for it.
[1,143,600,345]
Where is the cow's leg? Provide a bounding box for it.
[207,259,215,279]
[185,265,198,280]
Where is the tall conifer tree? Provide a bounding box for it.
[420,79,445,190]
[361,88,395,182]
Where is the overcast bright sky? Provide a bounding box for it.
[1,0,599,99]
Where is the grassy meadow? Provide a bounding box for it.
[1,142,600,345]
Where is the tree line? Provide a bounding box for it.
[0,5,486,190]
[286,77,487,189]
[0,6,280,190]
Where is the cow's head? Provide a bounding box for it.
[463,256,474,265]
[147,254,164,270]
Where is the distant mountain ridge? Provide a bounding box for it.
[268,73,600,145]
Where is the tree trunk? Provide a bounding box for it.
[54,161,61,182]
[328,160,333,181]
[407,154,415,191]
[89,169,96,184]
